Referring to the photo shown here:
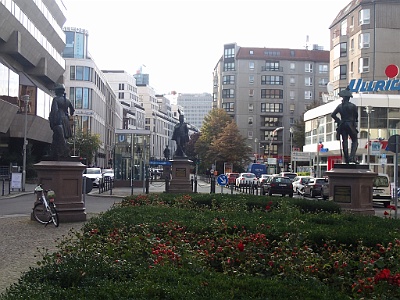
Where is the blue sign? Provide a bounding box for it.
[320,148,329,152]
[217,174,228,186]
[149,160,171,166]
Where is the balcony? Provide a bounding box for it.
[261,66,283,72]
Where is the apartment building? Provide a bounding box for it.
[177,93,213,131]
[213,43,329,171]
[63,27,120,168]
[0,0,66,169]
[304,0,400,180]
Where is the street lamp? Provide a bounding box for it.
[365,106,374,165]
[21,94,30,192]
[254,138,258,162]
[316,119,320,178]
[290,127,293,172]
[274,127,284,172]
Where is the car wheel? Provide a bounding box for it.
[310,189,316,198]
[268,190,272,196]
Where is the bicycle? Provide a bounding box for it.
[32,184,59,227]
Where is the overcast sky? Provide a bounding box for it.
[63,0,351,95]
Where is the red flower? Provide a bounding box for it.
[384,211,389,216]
[237,241,244,252]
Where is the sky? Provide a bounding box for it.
[63,0,351,95]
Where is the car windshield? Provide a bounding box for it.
[274,177,291,183]
[316,179,327,184]
[103,170,113,174]
[374,176,389,187]
[86,168,101,174]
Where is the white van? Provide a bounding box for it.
[373,173,392,208]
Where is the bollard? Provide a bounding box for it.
[145,177,149,194]
[165,177,170,193]
[230,183,234,194]
[194,179,198,193]
[210,176,216,194]
[2,178,4,196]
[191,179,194,191]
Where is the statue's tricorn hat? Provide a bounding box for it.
[54,83,65,91]
[338,86,353,98]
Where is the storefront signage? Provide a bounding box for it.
[349,64,399,93]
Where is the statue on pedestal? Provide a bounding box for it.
[49,83,75,160]
[331,87,359,164]
[172,110,189,158]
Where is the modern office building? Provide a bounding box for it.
[0,0,67,173]
[213,43,330,171]
[304,0,400,180]
[177,93,212,131]
[63,26,120,168]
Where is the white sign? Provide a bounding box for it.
[292,151,311,161]
[371,141,381,155]
[11,173,22,189]
[267,158,277,164]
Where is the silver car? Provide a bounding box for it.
[292,176,313,195]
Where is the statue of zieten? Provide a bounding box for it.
[331,86,359,164]
[171,110,189,158]
[48,83,75,160]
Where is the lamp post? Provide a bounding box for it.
[274,127,284,172]
[21,94,30,192]
[254,138,258,162]
[290,127,293,172]
[316,119,321,178]
[365,106,374,165]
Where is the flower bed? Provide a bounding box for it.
[1,194,399,299]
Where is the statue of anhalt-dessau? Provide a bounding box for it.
[331,86,359,164]
[171,109,189,158]
[49,83,75,160]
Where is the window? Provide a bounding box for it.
[341,19,347,35]
[319,78,329,86]
[249,50,254,55]
[222,102,234,112]
[249,61,255,70]
[261,75,283,85]
[248,131,253,139]
[119,83,125,90]
[359,57,369,73]
[290,62,295,70]
[70,66,75,80]
[340,42,347,57]
[249,89,254,97]
[359,32,370,49]
[333,65,347,80]
[359,9,370,25]
[249,75,254,84]
[319,64,328,73]
[223,75,235,84]
[289,91,295,100]
[351,38,354,50]
[290,50,295,57]
[261,103,283,113]
[305,77,313,86]
[304,91,312,100]
[224,62,235,71]
[76,66,84,80]
[289,104,295,113]
[248,117,253,125]
[224,47,235,58]
[248,103,254,112]
[351,16,354,28]
[265,61,280,71]
[305,63,313,73]
[290,77,295,85]
[222,89,235,98]
[263,117,280,127]
[118,92,124,99]
[261,89,283,99]
[350,62,354,73]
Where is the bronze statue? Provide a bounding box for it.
[171,110,189,157]
[49,83,75,160]
[163,145,170,160]
[331,87,358,164]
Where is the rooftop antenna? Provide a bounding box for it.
[305,35,309,49]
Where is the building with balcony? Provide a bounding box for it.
[0,0,67,170]
[304,0,400,181]
[213,43,329,171]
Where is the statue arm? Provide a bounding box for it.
[331,106,341,124]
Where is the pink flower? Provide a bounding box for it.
[237,241,244,252]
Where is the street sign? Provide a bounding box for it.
[267,158,277,164]
[371,141,381,155]
[217,174,228,186]
[292,151,311,161]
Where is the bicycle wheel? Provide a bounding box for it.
[49,203,59,227]
[33,202,51,224]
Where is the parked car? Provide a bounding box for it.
[321,182,329,200]
[373,173,391,208]
[83,167,102,187]
[226,173,240,185]
[292,176,313,195]
[279,172,298,182]
[102,169,114,181]
[261,176,293,197]
[303,177,329,198]
[258,174,272,187]
[235,173,258,187]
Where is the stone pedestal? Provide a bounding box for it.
[168,158,193,193]
[34,159,87,222]
[326,164,377,215]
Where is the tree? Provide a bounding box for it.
[71,131,102,166]
[195,109,249,173]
